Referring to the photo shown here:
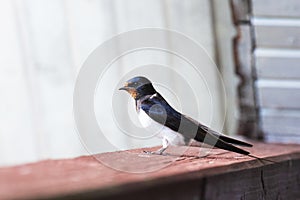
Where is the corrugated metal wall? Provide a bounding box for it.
[233,0,300,143]
[252,0,300,142]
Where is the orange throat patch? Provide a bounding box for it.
[128,89,138,99]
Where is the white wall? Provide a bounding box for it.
[0,0,235,166]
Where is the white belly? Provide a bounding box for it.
[138,109,185,146]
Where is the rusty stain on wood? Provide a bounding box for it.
[231,22,260,138]
[230,0,250,24]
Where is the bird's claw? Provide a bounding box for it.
[143,150,158,155]
[143,150,166,155]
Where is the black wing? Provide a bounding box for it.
[140,93,184,133]
[141,93,252,155]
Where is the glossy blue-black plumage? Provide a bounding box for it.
[121,76,253,155]
[139,93,252,155]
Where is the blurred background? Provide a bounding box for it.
[0,0,238,166]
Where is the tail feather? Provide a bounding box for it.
[213,140,277,163]
[218,135,253,147]
[199,125,253,147]
[214,139,250,155]
[195,129,250,155]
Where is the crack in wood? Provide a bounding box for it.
[260,169,267,198]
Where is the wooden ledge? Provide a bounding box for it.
[1,142,300,199]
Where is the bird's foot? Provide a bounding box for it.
[143,149,167,156]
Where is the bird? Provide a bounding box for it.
[119,76,253,156]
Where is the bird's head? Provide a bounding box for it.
[119,76,156,100]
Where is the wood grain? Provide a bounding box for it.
[234,24,259,138]
[231,0,250,23]
[0,143,299,199]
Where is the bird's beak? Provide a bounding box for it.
[119,86,129,91]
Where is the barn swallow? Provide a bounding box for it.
[119,76,253,155]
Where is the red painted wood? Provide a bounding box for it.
[0,142,299,199]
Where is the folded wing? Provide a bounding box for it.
[141,93,252,155]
